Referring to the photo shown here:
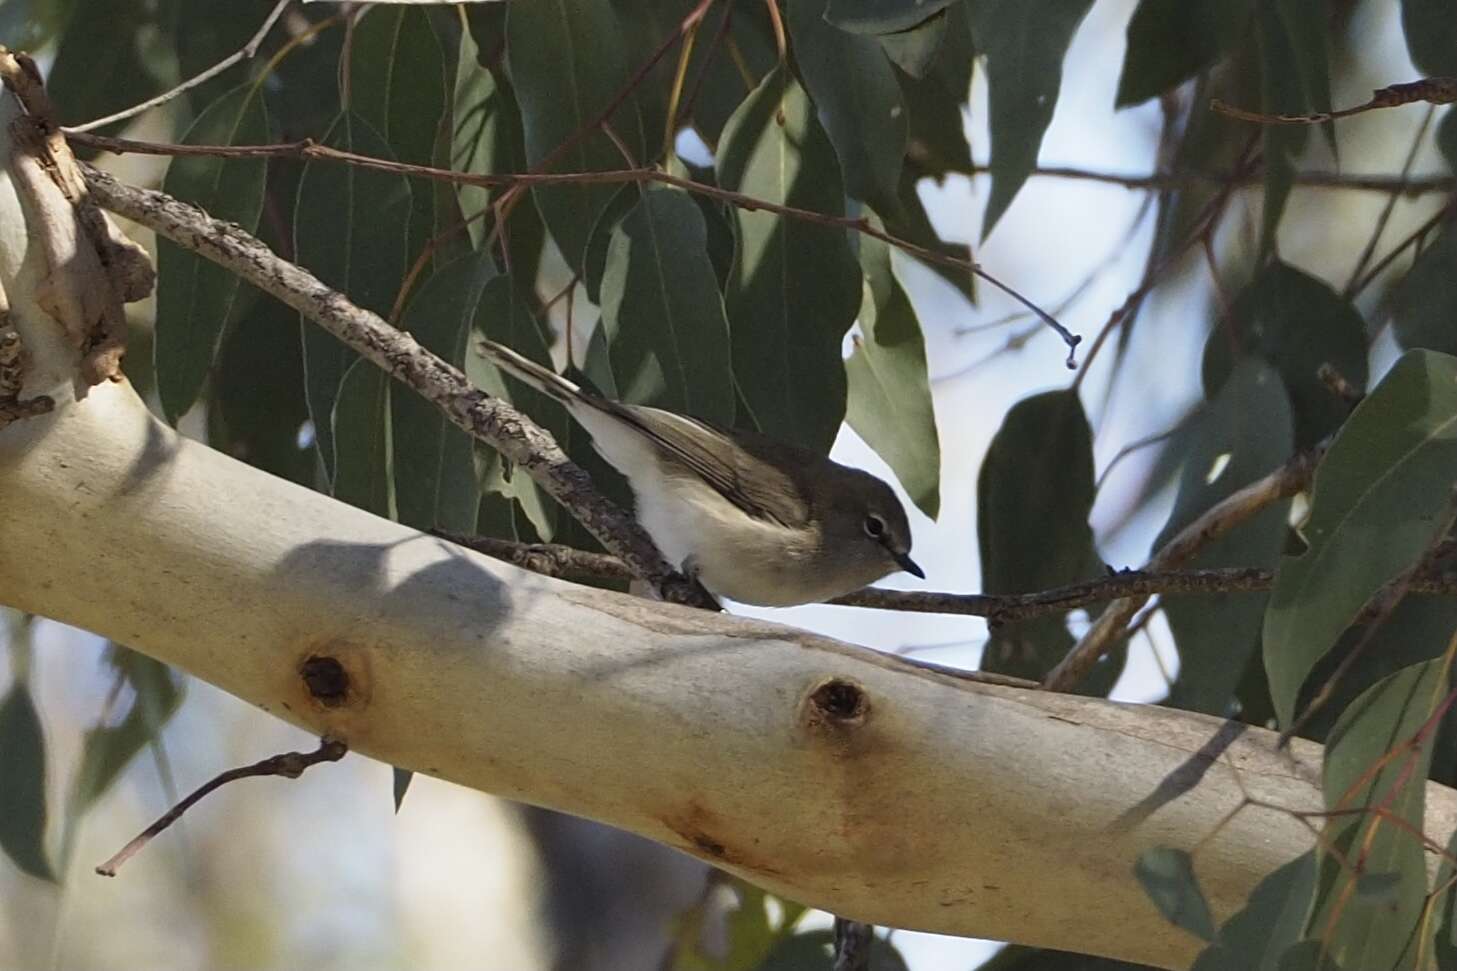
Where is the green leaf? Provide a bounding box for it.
[968,0,1096,239]
[1310,657,1451,970]
[716,66,862,453]
[1135,848,1216,942]
[1160,360,1293,715]
[392,768,412,812]
[978,946,1164,970]
[0,682,54,881]
[1115,0,1255,107]
[1433,819,1457,968]
[452,20,529,249]
[331,357,394,518]
[1264,350,1457,728]
[599,185,736,424]
[1255,1,1331,256]
[846,219,941,519]
[349,5,448,270]
[876,11,947,79]
[464,276,568,540]
[1401,0,1457,76]
[155,83,269,423]
[392,252,494,532]
[507,0,647,271]
[1204,262,1368,450]
[823,0,959,34]
[786,0,907,216]
[583,183,640,304]
[47,0,175,130]
[899,68,974,180]
[1190,852,1317,971]
[682,3,779,148]
[1393,224,1457,357]
[977,390,1107,686]
[295,111,411,481]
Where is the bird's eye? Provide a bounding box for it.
[863,514,886,539]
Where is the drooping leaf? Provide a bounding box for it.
[1190,852,1317,970]
[977,390,1109,687]
[464,276,568,540]
[1393,223,1457,357]
[1264,350,1457,728]
[968,0,1096,239]
[1115,0,1255,107]
[392,252,495,532]
[507,0,647,272]
[294,111,411,481]
[1401,0,1457,77]
[349,5,448,269]
[599,185,735,425]
[823,0,959,34]
[155,83,269,423]
[1254,1,1332,257]
[1134,848,1216,942]
[846,218,941,519]
[331,357,394,518]
[716,66,861,453]
[452,18,530,250]
[876,11,947,79]
[786,0,907,216]
[1203,262,1368,449]
[0,682,54,881]
[1310,656,1452,970]
[1161,360,1293,715]
[210,288,314,486]
[47,0,175,132]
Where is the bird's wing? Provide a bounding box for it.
[611,406,812,529]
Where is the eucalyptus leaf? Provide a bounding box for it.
[877,12,947,80]
[155,83,268,423]
[1116,0,1255,108]
[1161,360,1292,715]
[1393,225,1457,356]
[968,0,1096,239]
[824,0,959,35]
[787,0,908,216]
[392,252,495,532]
[977,391,1108,686]
[1264,350,1457,728]
[47,0,174,131]
[0,682,54,881]
[600,185,735,424]
[331,357,394,518]
[1310,657,1451,970]
[452,21,531,251]
[846,219,941,520]
[295,111,411,480]
[507,0,647,271]
[716,66,861,453]
[1402,0,1457,75]
[1190,852,1317,971]
[1134,848,1216,942]
[1203,262,1367,450]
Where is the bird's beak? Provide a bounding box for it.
[893,551,925,579]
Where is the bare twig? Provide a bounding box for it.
[1212,77,1457,127]
[1043,445,1326,692]
[79,165,713,608]
[1342,105,1436,298]
[63,0,292,134]
[95,738,347,877]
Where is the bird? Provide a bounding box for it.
[474,339,924,607]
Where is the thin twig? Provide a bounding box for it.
[66,130,1084,364]
[1349,203,1452,300]
[1211,77,1457,127]
[63,0,292,133]
[95,738,347,877]
[1043,444,1326,692]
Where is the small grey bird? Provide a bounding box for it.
[475,340,924,607]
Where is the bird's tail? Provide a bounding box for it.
[475,338,585,406]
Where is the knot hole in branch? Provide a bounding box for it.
[805,678,870,729]
[300,654,351,708]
